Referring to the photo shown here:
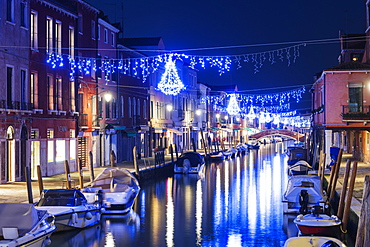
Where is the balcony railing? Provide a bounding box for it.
[79,114,88,126]
[0,100,33,111]
[341,105,370,121]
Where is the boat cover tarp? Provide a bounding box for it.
[283,175,325,203]
[176,152,204,167]
[89,167,139,192]
[0,203,39,236]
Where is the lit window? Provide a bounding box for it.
[55,20,62,55]
[46,17,53,53]
[30,11,38,50]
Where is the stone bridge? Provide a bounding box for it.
[249,129,304,142]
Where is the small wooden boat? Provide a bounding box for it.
[282,175,326,214]
[208,151,225,160]
[288,160,313,176]
[284,236,346,247]
[36,189,101,231]
[174,151,205,174]
[293,206,341,236]
[0,203,56,247]
[286,147,307,166]
[83,167,140,214]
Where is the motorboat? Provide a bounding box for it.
[174,151,205,174]
[247,143,260,150]
[288,160,313,176]
[208,151,225,160]
[222,147,237,159]
[82,167,140,214]
[286,147,307,166]
[236,143,248,155]
[0,203,56,247]
[282,175,327,214]
[283,236,346,247]
[293,206,341,236]
[36,189,101,231]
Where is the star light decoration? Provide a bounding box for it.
[46,44,306,95]
[157,55,185,95]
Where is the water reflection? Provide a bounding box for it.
[51,142,298,247]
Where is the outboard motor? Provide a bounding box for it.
[312,205,323,217]
[299,189,309,214]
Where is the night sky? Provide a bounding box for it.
[87,0,365,111]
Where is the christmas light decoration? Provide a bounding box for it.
[226,94,240,115]
[157,55,185,95]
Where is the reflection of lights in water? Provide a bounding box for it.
[104,232,115,247]
[247,163,257,233]
[166,178,174,247]
[214,167,221,226]
[227,234,242,247]
[225,161,229,215]
[140,191,146,219]
[196,179,202,245]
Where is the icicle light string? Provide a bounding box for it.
[47,43,306,83]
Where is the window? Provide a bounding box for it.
[78,14,83,34]
[91,20,96,39]
[69,26,74,59]
[55,20,62,55]
[55,77,62,110]
[105,99,110,119]
[111,32,114,46]
[150,100,153,119]
[368,3,370,27]
[6,0,14,22]
[30,72,38,108]
[46,17,53,53]
[112,98,117,119]
[6,67,13,108]
[133,97,136,116]
[70,80,75,111]
[97,24,100,40]
[21,70,27,109]
[143,100,147,119]
[98,96,102,118]
[137,98,140,116]
[30,11,38,50]
[47,75,53,110]
[47,129,54,163]
[128,97,132,118]
[20,1,27,27]
[104,28,108,43]
[120,96,124,118]
[348,82,363,112]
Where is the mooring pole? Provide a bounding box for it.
[89,151,95,182]
[36,165,44,195]
[342,161,357,232]
[337,160,351,219]
[25,166,33,203]
[78,158,84,189]
[64,160,71,189]
[133,146,140,179]
[355,175,370,247]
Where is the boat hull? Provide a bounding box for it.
[284,236,347,247]
[294,213,341,237]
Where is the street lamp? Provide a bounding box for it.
[166,104,173,112]
[103,92,112,102]
[196,109,201,116]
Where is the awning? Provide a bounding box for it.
[123,130,137,137]
[154,128,163,133]
[111,125,126,130]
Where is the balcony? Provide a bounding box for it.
[0,100,33,111]
[341,105,370,121]
[79,114,88,127]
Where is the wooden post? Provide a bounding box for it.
[64,160,71,189]
[174,144,179,159]
[200,129,208,155]
[110,150,116,167]
[191,138,196,152]
[355,175,370,247]
[320,153,326,191]
[36,165,44,195]
[342,161,358,232]
[170,144,174,164]
[329,149,343,202]
[25,166,33,204]
[318,150,323,176]
[337,160,351,219]
[133,146,140,178]
[78,158,84,190]
[89,151,95,182]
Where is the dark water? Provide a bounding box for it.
[51,142,302,247]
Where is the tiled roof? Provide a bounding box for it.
[325,62,370,71]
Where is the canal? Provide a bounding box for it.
[50,142,301,247]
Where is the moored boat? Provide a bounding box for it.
[0,203,56,247]
[286,147,307,166]
[174,151,205,174]
[288,160,313,176]
[283,236,346,247]
[282,175,326,214]
[36,189,101,232]
[293,206,341,236]
[82,167,140,214]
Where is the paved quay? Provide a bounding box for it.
[0,155,174,204]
